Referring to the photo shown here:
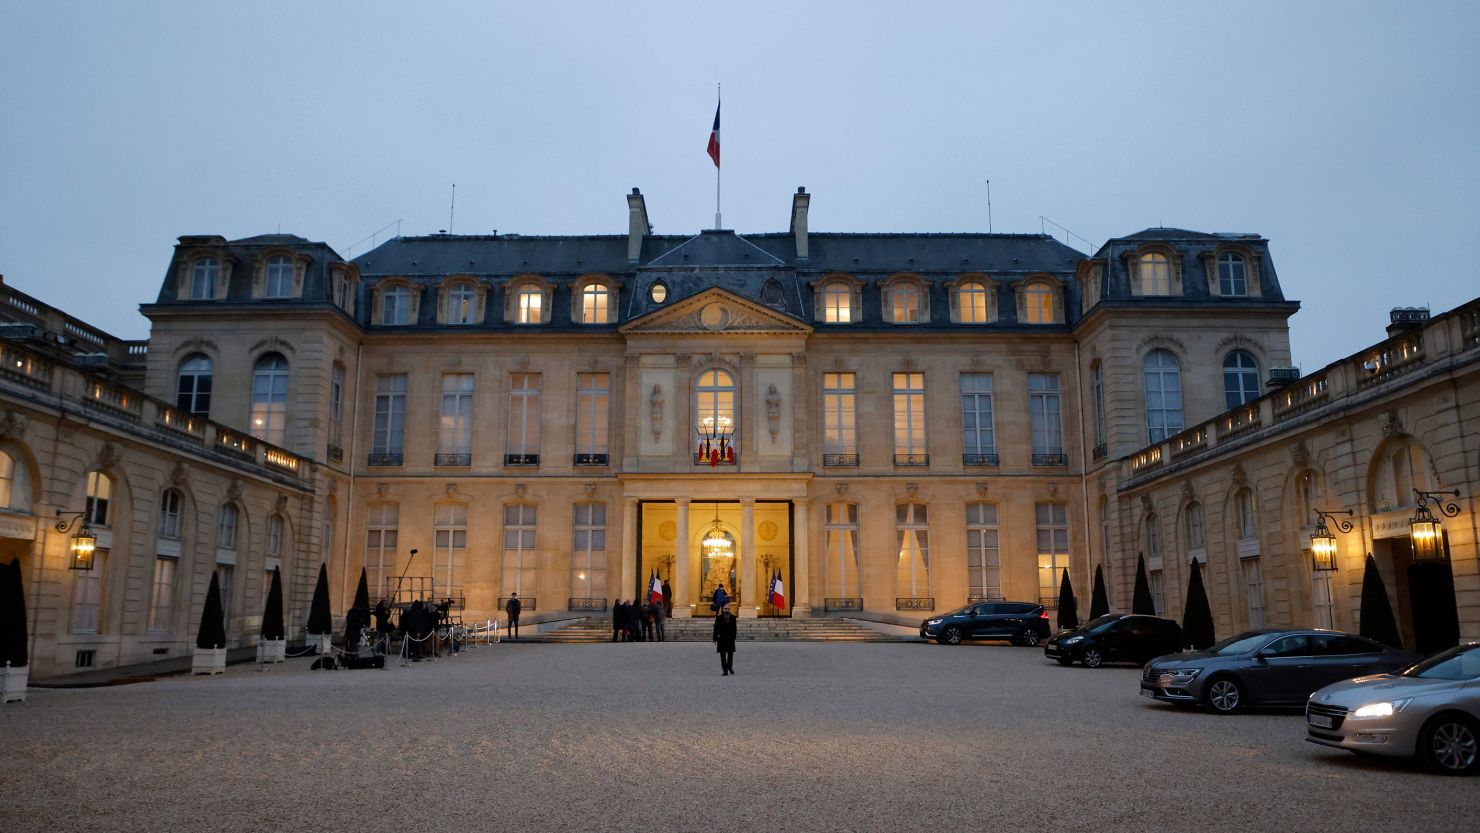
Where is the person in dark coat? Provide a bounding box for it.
[713,605,738,675]
[372,599,392,650]
[506,593,522,640]
[612,599,626,642]
[711,583,730,613]
[641,600,656,641]
[628,599,643,641]
[652,596,666,642]
[662,580,674,618]
[405,600,427,661]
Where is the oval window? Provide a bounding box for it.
[650,283,668,304]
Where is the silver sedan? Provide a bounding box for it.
[1306,642,1480,775]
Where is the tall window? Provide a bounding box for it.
[1145,513,1165,615]
[896,503,930,599]
[149,555,175,633]
[382,285,411,325]
[265,514,284,598]
[70,550,105,634]
[822,283,852,323]
[575,373,610,460]
[159,489,183,540]
[502,504,537,597]
[1139,252,1171,295]
[1184,501,1206,558]
[1028,373,1063,458]
[507,373,542,460]
[1142,350,1184,443]
[572,503,607,600]
[84,471,112,526]
[1243,559,1266,628]
[1312,570,1335,629]
[892,372,926,463]
[1022,283,1056,324]
[0,452,27,512]
[823,372,857,462]
[329,363,345,448]
[1091,362,1106,451]
[516,285,543,324]
[434,503,467,591]
[176,354,213,417]
[890,282,921,323]
[1098,498,1113,607]
[365,503,398,598]
[958,280,990,323]
[960,373,995,461]
[1235,488,1257,540]
[1223,350,1260,410]
[250,353,289,446]
[265,255,293,298]
[439,374,474,459]
[217,504,238,552]
[580,284,611,324]
[372,374,407,463]
[190,257,219,299]
[1218,253,1248,297]
[448,282,477,325]
[966,502,1000,600]
[825,503,861,599]
[695,369,736,455]
[1036,503,1070,607]
[216,564,234,630]
[1295,470,1318,523]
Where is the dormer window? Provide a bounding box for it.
[448,282,477,325]
[890,282,921,323]
[516,284,544,324]
[1139,253,1172,296]
[191,258,220,300]
[581,283,611,324]
[264,256,293,298]
[822,282,852,323]
[383,285,411,325]
[1218,253,1248,297]
[957,280,991,324]
[1020,281,1058,324]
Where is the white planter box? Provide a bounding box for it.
[307,634,331,655]
[192,646,226,675]
[2,664,27,703]
[257,639,286,663]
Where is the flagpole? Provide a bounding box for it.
[714,83,722,230]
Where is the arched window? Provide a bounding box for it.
[382,285,411,325]
[1184,501,1206,561]
[250,353,289,446]
[695,369,737,456]
[1143,349,1184,442]
[760,278,783,306]
[890,282,921,323]
[958,280,990,323]
[1223,350,1260,410]
[265,255,293,298]
[190,257,220,300]
[217,503,238,551]
[1391,447,1412,506]
[825,503,860,599]
[434,503,468,591]
[159,489,183,539]
[1021,283,1056,324]
[896,503,930,599]
[0,450,31,513]
[448,282,478,325]
[965,502,1000,601]
[176,354,213,417]
[1144,512,1164,615]
[571,502,607,601]
[502,504,538,598]
[1235,488,1257,540]
[516,284,544,324]
[1218,253,1248,297]
[84,471,112,526]
[1036,503,1070,607]
[580,283,611,324]
[1139,253,1171,295]
[1295,470,1318,523]
[821,282,852,323]
[365,503,398,599]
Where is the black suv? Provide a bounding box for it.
[1044,614,1185,668]
[920,602,1051,646]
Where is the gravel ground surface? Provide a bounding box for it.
[1,641,1472,833]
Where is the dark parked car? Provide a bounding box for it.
[1044,614,1184,667]
[920,601,1051,646]
[1141,629,1422,715]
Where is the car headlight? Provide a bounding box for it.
[925,619,942,626]
[1351,699,1412,719]
[1159,668,1202,681]
[1060,636,1083,645]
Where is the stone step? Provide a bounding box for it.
[536,616,914,644]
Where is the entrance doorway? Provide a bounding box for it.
[637,500,793,617]
[1372,536,1461,654]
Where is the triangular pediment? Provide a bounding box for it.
[619,287,812,335]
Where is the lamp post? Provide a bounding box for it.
[1409,488,1461,562]
[1309,509,1353,572]
[54,510,98,571]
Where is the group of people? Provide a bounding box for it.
[345,597,456,660]
[612,595,668,641]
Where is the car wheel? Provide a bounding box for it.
[1204,677,1244,715]
[1419,714,1480,775]
[1056,656,1073,667]
[1018,629,1041,648]
[942,626,963,646]
[1081,648,1104,668]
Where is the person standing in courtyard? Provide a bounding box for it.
[506,592,522,640]
[712,582,730,614]
[652,595,666,642]
[612,599,626,642]
[662,579,673,617]
[642,600,655,641]
[713,604,737,675]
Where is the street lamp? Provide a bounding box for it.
[1409,489,1461,562]
[55,510,98,571]
[1309,509,1352,572]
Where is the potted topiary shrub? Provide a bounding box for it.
[1182,559,1216,649]
[1056,570,1079,631]
[306,563,332,655]
[1089,564,1110,620]
[193,571,227,675]
[258,567,286,663]
[2,558,29,703]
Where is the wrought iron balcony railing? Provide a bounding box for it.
[367,452,403,467]
[573,453,609,466]
[1031,453,1068,467]
[505,453,540,466]
[824,597,863,611]
[962,452,999,467]
[326,444,344,463]
[498,596,536,612]
[435,453,472,467]
[568,597,608,611]
[893,453,929,467]
[895,597,935,611]
[823,453,859,467]
[1092,442,1107,461]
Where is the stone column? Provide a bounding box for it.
[621,498,638,605]
[792,498,812,617]
[673,498,692,618]
[740,498,757,619]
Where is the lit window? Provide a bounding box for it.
[502,504,538,599]
[825,503,861,599]
[896,503,930,599]
[892,372,926,462]
[190,257,220,300]
[1036,503,1070,607]
[891,282,921,323]
[958,280,990,323]
[823,372,857,459]
[1218,253,1248,297]
[572,502,607,600]
[1143,349,1184,443]
[1223,350,1260,410]
[696,369,736,457]
[250,353,289,446]
[265,255,293,298]
[448,282,477,325]
[516,285,544,324]
[1022,283,1056,324]
[84,472,112,526]
[581,284,611,324]
[365,503,398,597]
[1139,253,1171,295]
[439,374,474,456]
[649,283,668,304]
[822,283,852,323]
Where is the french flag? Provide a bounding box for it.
[768,569,785,608]
[649,571,664,605]
[706,101,721,168]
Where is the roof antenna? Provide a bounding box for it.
[986,179,992,234]
[449,184,456,234]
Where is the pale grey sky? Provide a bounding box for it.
[2,1,1476,369]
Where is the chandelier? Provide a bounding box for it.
[701,505,733,559]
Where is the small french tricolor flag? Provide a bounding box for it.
[768,569,785,608]
[649,571,664,605]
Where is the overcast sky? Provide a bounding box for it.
[2,1,1476,369]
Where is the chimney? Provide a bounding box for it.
[790,187,810,261]
[1386,306,1430,338]
[627,188,650,263]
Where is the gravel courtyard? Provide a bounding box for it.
[1,640,1472,833]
